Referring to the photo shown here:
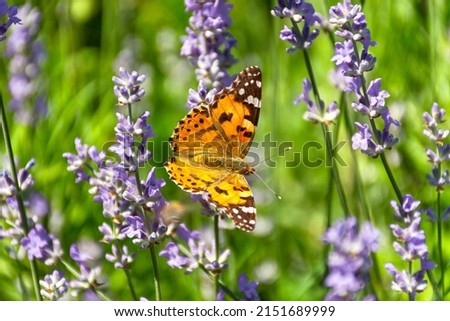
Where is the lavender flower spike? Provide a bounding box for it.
[181,0,237,89]
[323,216,379,300]
[112,67,146,105]
[0,0,21,40]
[6,4,47,124]
[385,195,435,300]
[39,270,68,301]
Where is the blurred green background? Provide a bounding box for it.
[0,0,449,300]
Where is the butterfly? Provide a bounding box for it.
[165,66,262,232]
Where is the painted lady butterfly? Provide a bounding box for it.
[165,66,262,231]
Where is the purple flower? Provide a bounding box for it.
[109,111,154,167]
[351,122,380,156]
[20,224,63,264]
[0,1,21,40]
[121,215,147,241]
[238,273,260,301]
[186,81,217,109]
[329,0,376,49]
[39,270,68,301]
[69,244,103,297]
[112,67,146,105]
[271,0,319,25]
[159,224,230,274]
[390,194,421,223]
[0,158,36,207]
[105,244,135,269]
[323,217,379,300]
[385,264,428,297]
[295,78,340,124]
[181,0,237,89]
[5,3,47,125]
[63,138,105,183]
[351,78,389,118]
[159,242,195,271]
[70,244,92,267]
[423,102,445,130]
[271,0,320,52]
[385,195,435,299]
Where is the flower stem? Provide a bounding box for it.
[123,268,138,301]
[408,261,414,301]
[0,90,42,301]
[436,163,444,297]
[126,103,143,195]
[149,246,162,301]
[214,214,220,297]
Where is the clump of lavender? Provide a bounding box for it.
[385,195,435,300]
[64,67,168,299]
[64,68,167,248]
[0,0,20,41]
[5,3,47,125]
[181,0,237,89]
[328,0,399,157]
[323,216,379,300]
[0,159,105,300]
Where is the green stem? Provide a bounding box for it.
[123,268,138,300]
[436,163,444,298]
[408,262,414,301]
[427,269,442,300]
[378,151,403,203]
[150,246,162,301]
[0,90,42,301]
[214,214,220,297]
[127,103,143,195]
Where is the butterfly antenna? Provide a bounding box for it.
[251,146,293,200]
[252,171,282,200]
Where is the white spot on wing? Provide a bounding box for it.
[241,206,256,214]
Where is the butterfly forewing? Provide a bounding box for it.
[209,66,262,158]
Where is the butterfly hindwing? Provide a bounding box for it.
[205,173,256,231]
